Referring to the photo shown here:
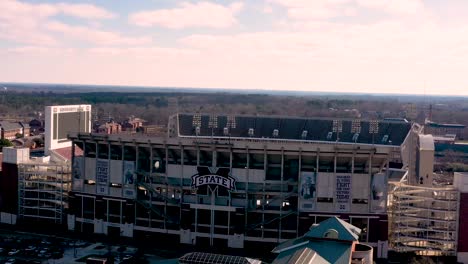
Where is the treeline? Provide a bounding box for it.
[1,90,467,127]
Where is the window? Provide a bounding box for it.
[199,150,213,167]
[138,147,151,172]
[123,146,136,161]
[97,144,109,159]
[110,144,122,160]
[216,151,230,167]
[84,142,96,158]
[249,153,264,169]
[232,152,247,168]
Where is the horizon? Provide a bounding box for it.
[2,81,468,98]
[2,1,468,96]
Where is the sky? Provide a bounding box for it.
[2,0,468,95]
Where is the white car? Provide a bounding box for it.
[8,249,20,256]
[5,258,16,264]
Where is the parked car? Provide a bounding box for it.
[5,258,16,264]
[8,249,20,256]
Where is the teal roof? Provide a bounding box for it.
[304,217,361,242]
[272,217,361,264]
[308,240,352,264]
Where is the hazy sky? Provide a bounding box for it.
[2,0,468,95]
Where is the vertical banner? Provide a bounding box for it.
[72,156,84,191]
[299,171,317,211]
[336,175,351,212]
[96,159,109,195]
[123,161,136,198]
[371,173,387,212]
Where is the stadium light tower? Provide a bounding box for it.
[351,119,361,143]
[369,120,379,144]
[332,120,343,141]
[208,114,218,138]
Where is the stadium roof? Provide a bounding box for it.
[177,114,412,146]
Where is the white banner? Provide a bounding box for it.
[336,175,351,212]
[371,173,387,212]
[123,161,136,198]
[299,171,317,211]
[96,159,109,195]
[123,161,136,185]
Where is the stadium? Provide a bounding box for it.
[67,113,420,257]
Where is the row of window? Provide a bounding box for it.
[75,142,375,177]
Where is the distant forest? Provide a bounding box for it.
[1,86,468,128]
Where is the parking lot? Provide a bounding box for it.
[0,229,142,264]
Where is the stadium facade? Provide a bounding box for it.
[67,114,420,257]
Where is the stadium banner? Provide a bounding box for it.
[123,161,136,199]
[191,167,235,191]
[73,156,84,179]
[299,171,317,211]
[371,173,387,212]
[123,161,136,185]
[336,175,351,212]
[96,159,109,195]
[72,156,84,192]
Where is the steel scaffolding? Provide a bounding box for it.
[18,162,71,224]
[388,180,459,256]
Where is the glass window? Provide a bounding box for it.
[232,152,247,168]
[110,144,122,160]
[199,150,213,167]
[124,146,136,161]
[138,147,151,172]
[216,151,230,168]
[97,144,109,159]
[84,142,96,158]
[249,153,264,169]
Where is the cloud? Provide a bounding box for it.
[129,1,244,29]
[45,21,152,46]
[356,0,424,15]
[0,0,117,45]
[270,0,355,20]
[55,3,116,19]
[271,0,425,20]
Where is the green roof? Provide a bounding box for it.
[272,217,361,264]
[304,217,361,242]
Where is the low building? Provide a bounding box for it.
[121,117,145,132]
[271,217,373,264]
[96,122,121,134]
[0,121,23,140]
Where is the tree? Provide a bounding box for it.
[0,138,13,151]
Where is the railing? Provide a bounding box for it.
[245,210,296,231]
